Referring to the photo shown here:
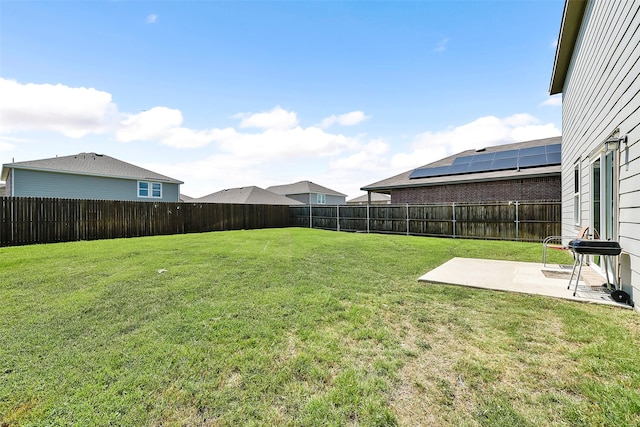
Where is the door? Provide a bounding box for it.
[591,152,617,241]
[590,149,618,273]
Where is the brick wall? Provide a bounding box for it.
[391,176,561,204]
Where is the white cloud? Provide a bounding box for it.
[146,14,158,24]
[142,154,262,197]
[329,139,389,171]
[0,80,361,156]
[217,126,360,159]
[540,95,562,107]
[234,106,298,130]
[0,78,118,138]
[391,114,561,171]
[160,127,236,149]
[319,111,370,128]
[434,37,449,52]
[117,107,183,142]
[116,104,361,155]
[510,123,560,141]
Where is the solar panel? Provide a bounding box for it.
[494,149,519,160]
[467,160,493,173]
[518,154,548,168]
[447,164,471,174]
[547,151,561,164]
[491,157,518,170]
[452,155,474,165]
[546,143,561,153]
[408,166,450,179]
[408,143,562,179]
[519,146,547,156]
[472,152,496,162]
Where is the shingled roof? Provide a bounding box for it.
[1,152,183,183]
[362,136,562,193]
[266,180,346,197]
[194,186,304,205]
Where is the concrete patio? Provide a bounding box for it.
[419,257,632,309]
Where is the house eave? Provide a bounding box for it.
[549,0,588,95]
[361,170,561,193]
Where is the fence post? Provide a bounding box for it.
[367,204,370,233]
[406,203,410,236]
[452,202,456,238]
[515,201,519,241]
[336,205,340,232]
[309,205,313,229]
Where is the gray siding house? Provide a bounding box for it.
[550,0,640,309]
[1,152,183,202]
[267,180,347,205]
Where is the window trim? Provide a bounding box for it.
[138,181,163,199]
[316,193,326,205]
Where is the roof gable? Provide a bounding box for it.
[549,0,588,95]
[194,186,303,205]
[266,180,346,197]
[1,152,183,184]
[348,193,391,203]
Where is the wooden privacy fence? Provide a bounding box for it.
[0,197,560,247]
[0,197,289,247]
[289,201,561,242]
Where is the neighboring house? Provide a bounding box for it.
[194,186,303,205]
[267,180,347,205]
[550,0,639,308]
[347,192,391,205]
[1,152,183,202]
[180,194,195,202]
[0,183,5,197]
[361,137,562,204]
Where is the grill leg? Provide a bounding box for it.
[603,255,612,290]
[568,253,579,290]
[573,254,585,297]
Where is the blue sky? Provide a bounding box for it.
[0,0,564,199]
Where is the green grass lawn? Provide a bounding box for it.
[1,228,639,426]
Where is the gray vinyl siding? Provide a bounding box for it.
[285,194,311,205]
[11,169,180,202]
[325,194,346,205]
[561,0,640,304]
[282,193,346,205]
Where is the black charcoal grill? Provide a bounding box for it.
[567,239,624,300]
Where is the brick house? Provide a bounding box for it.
[361,137,561,204]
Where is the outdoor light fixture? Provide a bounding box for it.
[604,134,629,170]
[604,135,626,151]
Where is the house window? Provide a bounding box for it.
[573,160,581,225]
[316,193,326,204]
[138,181,162,198]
